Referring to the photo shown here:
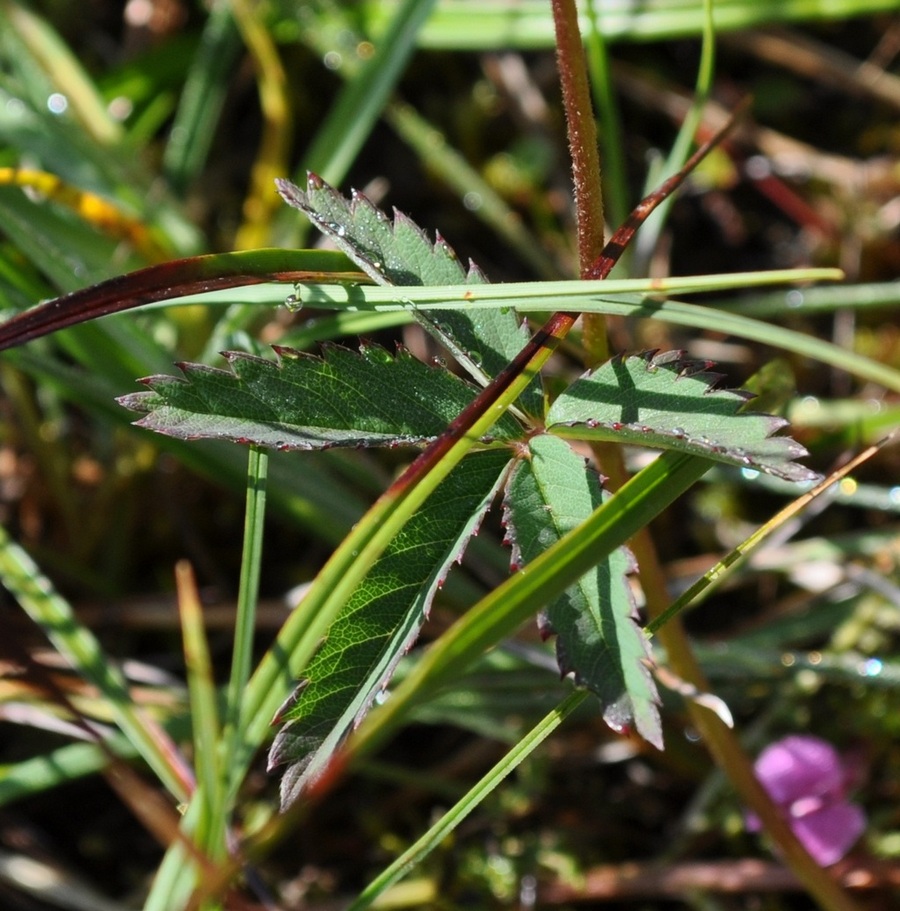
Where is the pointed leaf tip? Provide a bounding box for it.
[503,434,662,747]
[270,450,511,805]
[274,172,543,413]
[547,351,818,483]
[118,343,522,450]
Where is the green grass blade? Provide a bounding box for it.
[347,689,588,911]
[0,525,193,802]
[224,447,268,736]
[179,564,221,766]
[632,0,716,269]
[289,275,900,394]
[162,4,241,192]
[1,0,121,144]
[276,0,437,248]
[717,280,900,318]
[0,742,121,807]
[359,0,900,48]
[215,445,269,824]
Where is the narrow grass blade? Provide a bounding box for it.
[290,275,900,395]
[163,4,241,192]
[0,742,123,807]
[0,248,364,351]
[300,0,437,184]
[347,689,588,911]
[1,0,121,144]
[0,525,193,802]
[646,436,891,635]
[175,561,221,823]
[359,0,900,49]
[224,446,268,734]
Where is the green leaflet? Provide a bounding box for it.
[118,343,522,449]
[268,448,511,807]
[546,351,818,483]
[503,434,662,747]
[276,175,543,416]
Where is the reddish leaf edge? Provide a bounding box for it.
[0,249,367,351]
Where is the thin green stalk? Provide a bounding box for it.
[348,689,589,911]
[157,448,268,911]
[646,439,885,635]
[632,0,716,270]
[291,275,900,395]
[222,446,268,792]
[127,266,849,311]
[0,741,131,807]
[584,0,629,238]
[176,561,224,871]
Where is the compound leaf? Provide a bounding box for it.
[503,433,662,747]
[547,351,817,483]
[118,342,522,449]
[276,174,542,415]
[269,448,511,807]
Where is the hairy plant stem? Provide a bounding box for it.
[551,0,608,367]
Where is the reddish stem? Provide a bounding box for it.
[551,0,605,271]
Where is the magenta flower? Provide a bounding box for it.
[746,734,866,866]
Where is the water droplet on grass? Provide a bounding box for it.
[47,93,68,114]
[463,191,483,211]
[859,658,883,677]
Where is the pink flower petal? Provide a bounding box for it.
[754,735,845,805]
[791,802,866,866]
